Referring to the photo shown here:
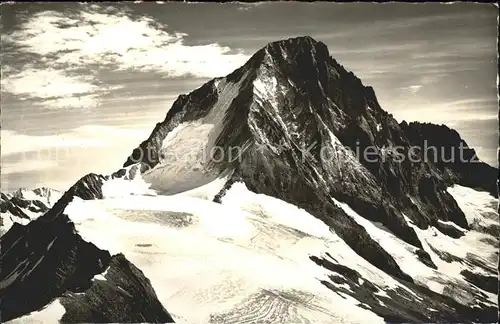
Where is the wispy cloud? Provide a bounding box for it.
[1,124,152,189]
[1,130,106,156]
[401,85,423,94]
[1,159,58,176]
[1,68,109,109]
[2,68,97,99]
[1,125,149,156]
[4,8,249,76]
[1,4,249,109]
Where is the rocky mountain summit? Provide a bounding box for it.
[1,36,498,323]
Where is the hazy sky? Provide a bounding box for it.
[1,2,498,191]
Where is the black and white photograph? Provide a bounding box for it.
[0,2,498,323]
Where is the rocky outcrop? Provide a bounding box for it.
[460,269,498,295]
[67,173,109,200]
[400,121,498,197]
[59,254,174,323]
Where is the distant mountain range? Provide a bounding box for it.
[1,187,62,235]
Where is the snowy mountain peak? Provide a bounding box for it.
[4,36,497,324]
[10,187,63,205]
[263,36,330,62]
[117,36,496,239]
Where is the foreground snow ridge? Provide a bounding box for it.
[18,177,486,323]
[62,186,387,324]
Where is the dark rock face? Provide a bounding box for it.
[0,213,111,322]
[414,248,437,269]
[67,173,109,200]
[460,269,498,295]
[0,175,175,323]
[311,254,497,323]
[401,121,498,197]
[60,254,174,323]
[434,220,465,238]
[8,196,48,213]
[40,173,110,224]
[212,176,238,204]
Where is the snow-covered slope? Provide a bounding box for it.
[0,189,174,323]
[61,192,382,323]
[21,179,494,323]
